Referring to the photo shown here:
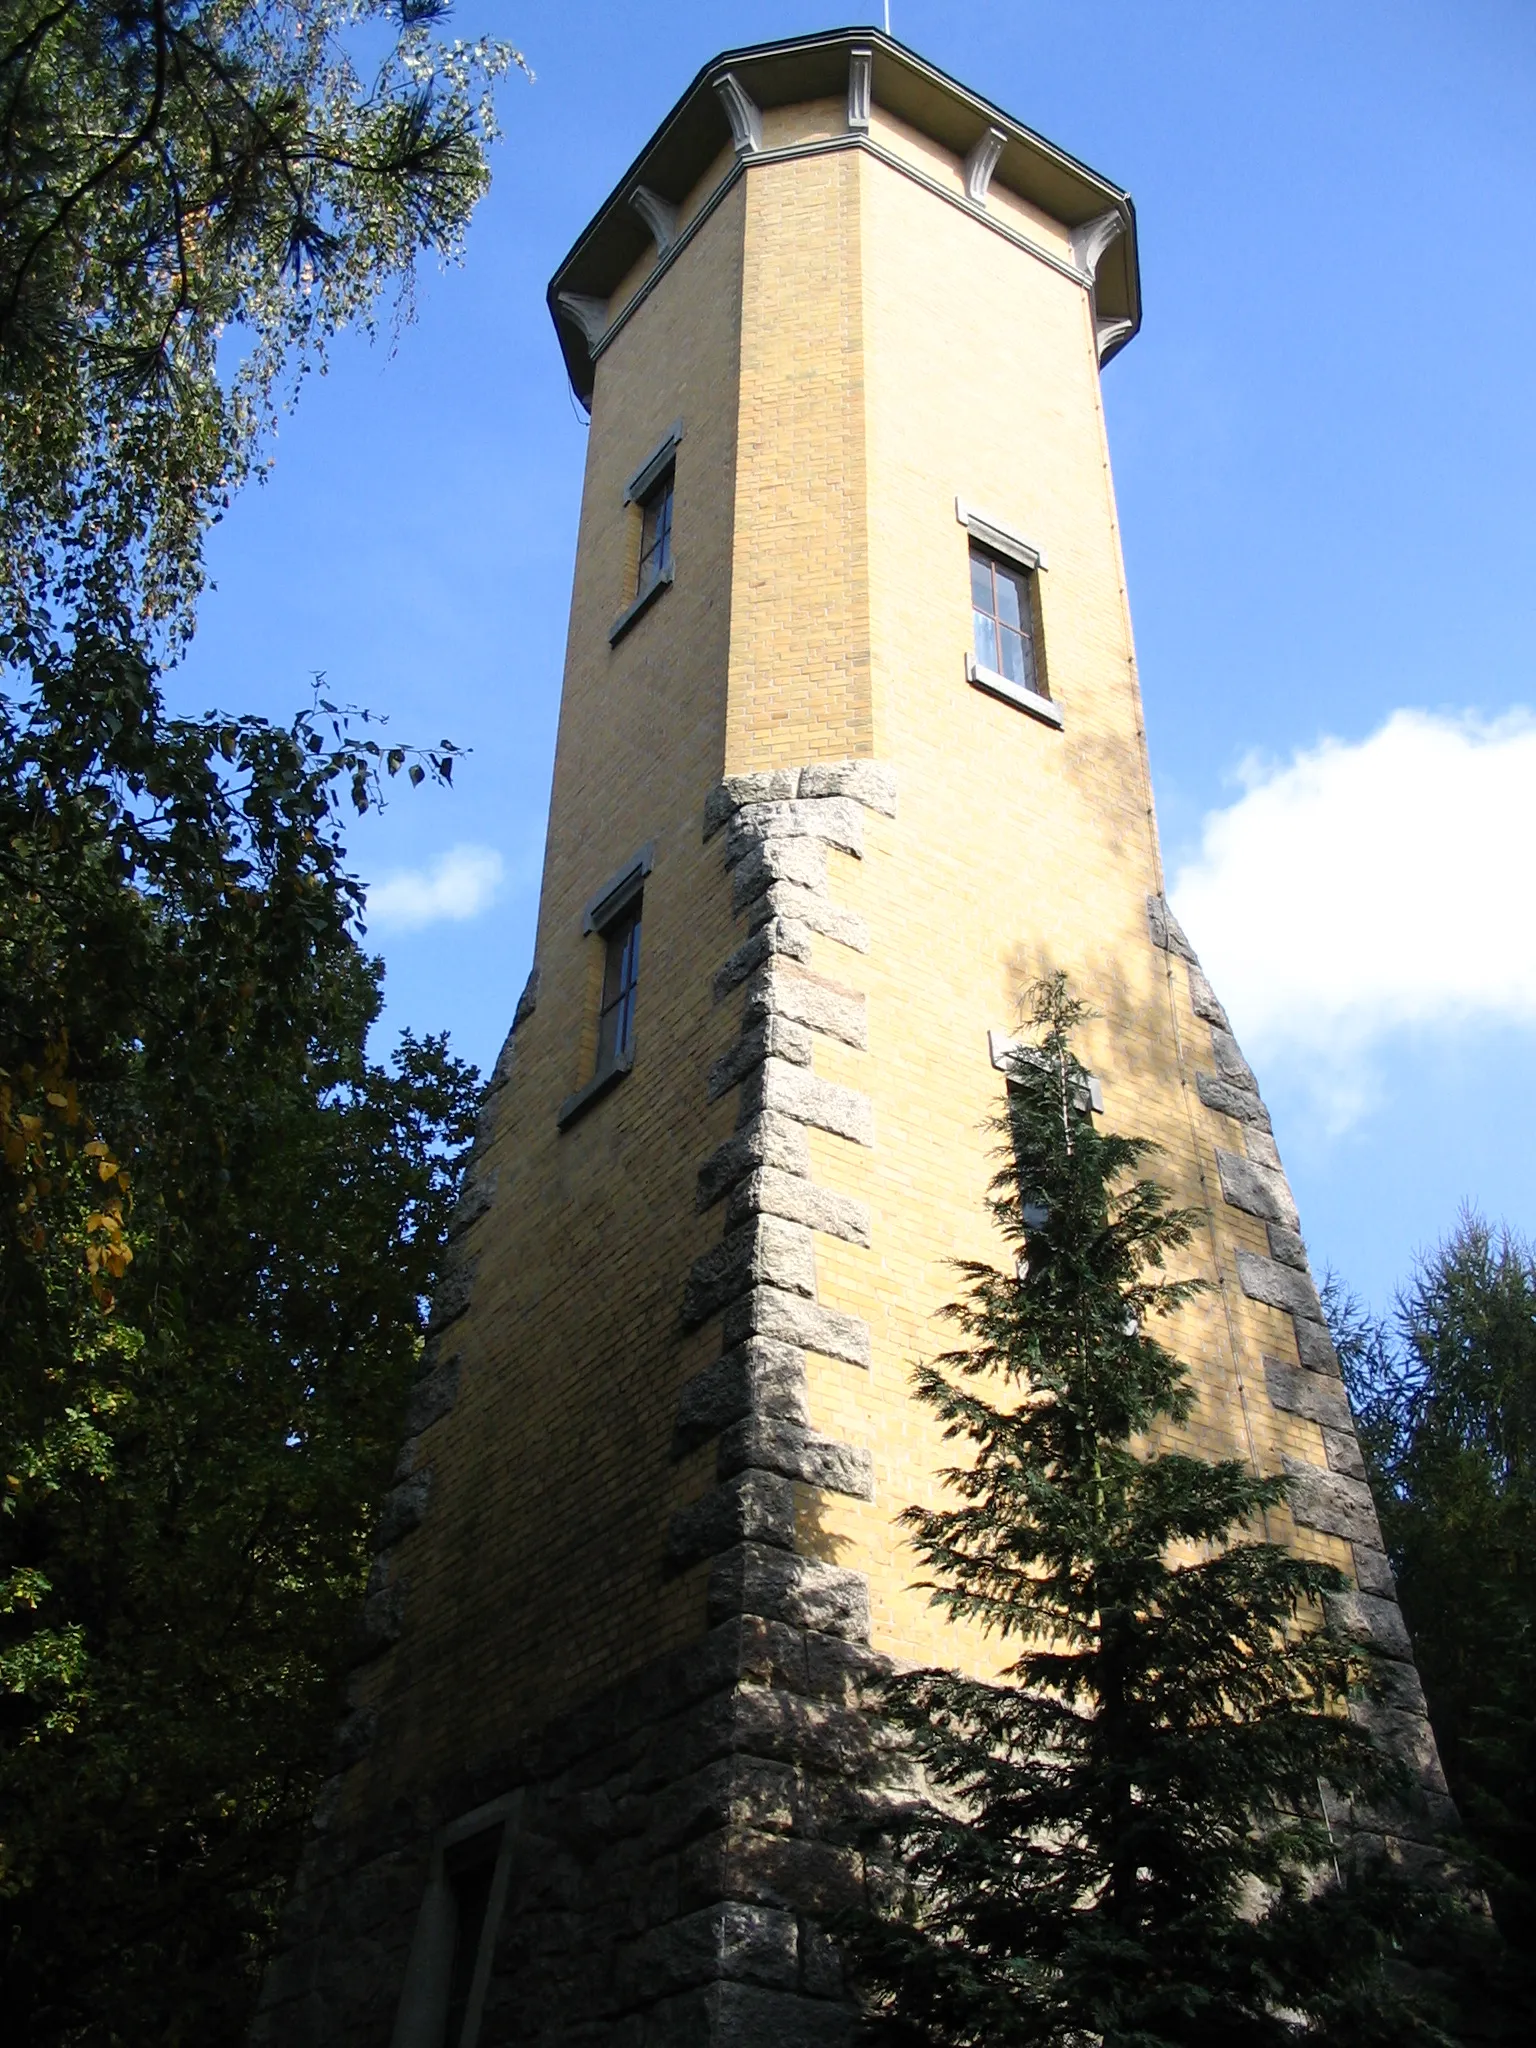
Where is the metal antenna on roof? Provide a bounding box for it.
[884,2,891,31]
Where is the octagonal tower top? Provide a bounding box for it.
[547,25,1141,407]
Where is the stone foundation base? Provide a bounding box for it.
[251,1546,884,2047]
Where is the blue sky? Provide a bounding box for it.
[172,1,1536,1314]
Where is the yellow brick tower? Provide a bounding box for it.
[254,31,1444,2048]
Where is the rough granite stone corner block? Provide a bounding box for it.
[696,1115,813,1210]
[673,1338,812,1453]
[1215,1148,1299,1231]
[1208,1026,1259,1092]
[745,966,868,1050]
[1265,1223,1310,1271]
[725,1165,872,1247]
[1195,1070,1273,1131]
[1349,1702,1450,1790]
[446,1165,498,1240]
[707,1543,871,1642]
[1293,1313,1342,1375]
[370,1469,432,1554]
[1322,1427,1367,1480]
[403,1351,461,1438]
[1146,893,1197,960]
[703,770,800,840]
[1368,1654,1428,1716]
[730,834,830,912]
[717,1415,874,1500]
[796,759,898,816]
[1236,1248,1323,1322]
[714,921,815,1002]
[708,1017,815,1103]
[724,795,865,866]
[1263,1357,1353,1432]
[1186,963,1229,1029]
[1242,1124,1285,1171]
[668,1471,799,1567]
[1324,1588,1415,1663]
[1282,1456,1383,1548]
[722,1286,871,1368]
[425,1253,478,1335]
[744,1060,874,1146]
[750,882,870,954]
[683,1217,818,1329]
[354,1575,406,1662]
[332,1706,378,1771]
[1350,1540,1396,1599]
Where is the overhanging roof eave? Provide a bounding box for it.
[548,27,1141,402]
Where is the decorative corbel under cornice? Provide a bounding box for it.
[1069,207,1124,284]
[847,46,872,130]
[963,125,1007,205]
[555,292,608,349]
[629,184,679,256]
[715,72,762,155]
[1095,315,1135,362]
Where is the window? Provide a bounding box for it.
[558,845,653,1129]
[442,1831,501,2048]
[595,898,642,1072]
[636,470,673,596]
[391,1799,518,2048]
[955,498,1058,726]
[970,543,1042,698]
[610,422,682,645]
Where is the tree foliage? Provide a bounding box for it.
[843,976,1455,2048]
[0,651,481,2043]
[0,4,519,2037]
[1329,1221,1536,1948]
[0,0,520,664]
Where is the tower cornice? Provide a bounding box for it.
[547,26,1141,405]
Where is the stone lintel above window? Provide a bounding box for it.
[955,496,1047,574]
[582,844,654,935]
[624,422,684,506]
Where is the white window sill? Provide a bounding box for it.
[966,655,1062,727]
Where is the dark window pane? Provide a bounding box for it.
[969,549,993,612]
[598,904,642,1068]
[638,474,674,593]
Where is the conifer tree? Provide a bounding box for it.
[844,975,1447,2048]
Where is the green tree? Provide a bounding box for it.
[0,0,520,667]
[0,5,521,2037]
[1330,1221,1536,1947]
[0,660,481,2044]
[843,976,1450,2048]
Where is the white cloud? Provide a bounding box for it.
[366,844,505,931]
[1170,709,1536,1119]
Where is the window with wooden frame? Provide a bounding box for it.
[955,497,1059,727]
[609,422,682,645]
[970,542,1041,699]
[595,897,642,1073]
